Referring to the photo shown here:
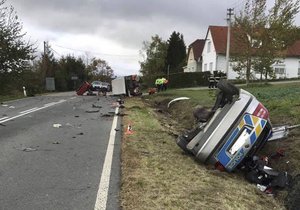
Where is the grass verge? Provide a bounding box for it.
[120,91,291,209]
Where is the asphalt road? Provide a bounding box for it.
[0,92,122,210]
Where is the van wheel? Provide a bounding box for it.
[285,174,300,210]
[217,79,239,96]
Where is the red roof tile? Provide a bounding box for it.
[208,25,300,57]
[188,39,205,60]
[208,26,228,54]
[286,40,300,57]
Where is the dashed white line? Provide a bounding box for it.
[0,116,9,121]
[0,99,67,124]
[19,107,38,114]
[94,107,119,210]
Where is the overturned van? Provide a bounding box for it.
[177,80,272,172]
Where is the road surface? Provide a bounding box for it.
[0,92,122,210]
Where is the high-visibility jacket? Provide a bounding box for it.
[155,78,160,85]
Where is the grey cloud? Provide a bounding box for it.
[11,0,229,48]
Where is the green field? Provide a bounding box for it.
[121,82,300,210]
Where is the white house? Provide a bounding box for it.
[201,25,300,80]
[184,39,205,72]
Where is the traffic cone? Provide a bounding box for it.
[125,124,134,135]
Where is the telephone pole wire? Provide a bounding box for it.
[225,8,234,79]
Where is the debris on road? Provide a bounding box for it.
[53,124,62,128]
[77,132,84,135]
[101,113,114,117]
[15,146,38,152]
[52,141,60,144]
[85,109,100,113]
[92,104,102,108]
[65,123,73,127]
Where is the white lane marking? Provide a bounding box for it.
[70,97,76,100]
[19,107,38,114]
[94,107,119,210]
[0,100,67,124]
[0,116,9,121]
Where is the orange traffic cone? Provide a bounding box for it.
[125,124,134,135]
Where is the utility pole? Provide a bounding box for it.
[225,8,234,79]
[44,41,49,57]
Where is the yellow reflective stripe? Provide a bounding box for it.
[251,115,259,126]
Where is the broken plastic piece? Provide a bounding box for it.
[167,97,190,108]
[53,124,62,128]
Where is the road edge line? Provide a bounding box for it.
[94,107,119,210]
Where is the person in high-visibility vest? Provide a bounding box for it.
[208,74,215,89]
[161,77,168,91]
[214,74,220,88]
[155,78,162,92]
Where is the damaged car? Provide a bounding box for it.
[177,80,275,172]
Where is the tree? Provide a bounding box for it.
[166,31,187,74]
[139,35,168,82]
[86,58,114,82]
[0,0,35,92]
[232,0,299,84]
[56,55,86,91]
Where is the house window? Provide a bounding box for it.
[207,41,211,53]
[204,64,207,71]
[209,62,213,71]
[274,67,285,74]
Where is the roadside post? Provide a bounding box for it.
[23,86,27,97]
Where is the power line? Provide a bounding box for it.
[228,0,247,12]
[49,46,61,57]
[51,44,139,58]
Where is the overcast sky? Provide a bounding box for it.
[9,0,300,76]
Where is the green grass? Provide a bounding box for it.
[121,82,300,209]
[0,93,25,103]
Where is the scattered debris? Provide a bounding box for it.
[167,97,190,108]
[77,132,84,135]
[119,104,125,109]
[52,141,60,144]
[117,98,124,105]
[53,124,62,128]
[101,113,114,117]
[148,87,157,95]
[92,104,102,108]
[65,123,73,127]
[15,146,37,152]
[75,115,79,118]
[85,110,100,113]
[244,155,291,195]
[116,112,127,116]
[115,128,120,131]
